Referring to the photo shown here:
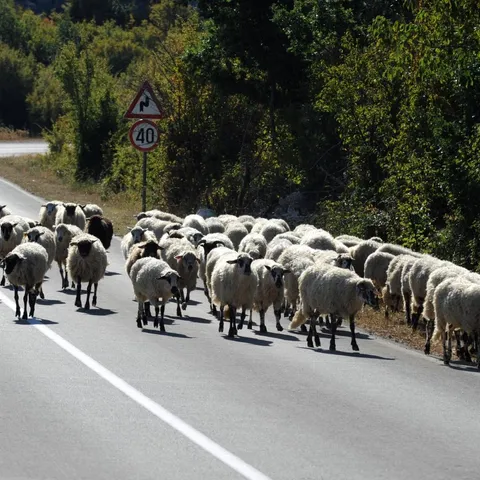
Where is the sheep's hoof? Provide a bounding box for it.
[300,324,307,333]
[153,319,159,328]
[92,296,97,307]
[259,324,267,333]
[71,281,76,289]
[22,311,28,320]
[84,302,90,311]
[0,278,5,287]
[160,324,165,332]
[142,315,148,326]
[276,323,283,332]
[247,321,253,329]
[329,342,336,352]
[443,358,450,366]
[218,323,224,333]
[181,302,187,310]
[136,318,142,328]
[227,329,235,338]
[15,308,21,318]
[306,338,314,348]
[39,290,45,300]
[176,307,182,318]
[75,299,82,308]
[424,344,430,355]
[237,321,243,330]
[351,342,359,352]
[314,335,321,347]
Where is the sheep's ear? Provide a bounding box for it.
[264,265,271,271]
[38,231,44,237]
[157,245,164,250]
[11,222,18,227]
[197,239,206,246]
[126,226,133,231]
[79,204,86,210]
[0,205,6,209]
[90,238,97,243]
[70,240,78,246]
[175,254,184,260]
[226,259,237,264]
[356,281,367,295]
[196,257,201,264]
[215,241,225,247]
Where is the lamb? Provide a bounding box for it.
[290,265,379,350]
[54,223,84,289]
[238,233,268,259]
[129,257,181,331]
[38,200,62,230]
[182,214,209,236]
[249,259,290,332]
[0,205,12,219]
[364,251,395,291]
[225,222,249,250]
[125,239,164,277]
[67,233,108,310]
[260,220,288,243]
[79,203,103,217]
[0,215,30,286]
[205,217,225,233]
[211,252,257,337]
[55,203,86,230]
[162,236,200,316]
[121,226,157,259]
[23,226,56,299]
[0,243,48,319]
[432,277,480,367]
[300,229,337,251]
[349,240,382,277]
[85,215,114,250]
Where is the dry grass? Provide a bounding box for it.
[0,155,141,236]
[0,128,30,141]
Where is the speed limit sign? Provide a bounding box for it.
[128,119,159,152]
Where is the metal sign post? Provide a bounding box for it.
[125,81,164,212]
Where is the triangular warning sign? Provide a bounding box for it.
[124,81,165,119]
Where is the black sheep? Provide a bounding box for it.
[86,215,114,250]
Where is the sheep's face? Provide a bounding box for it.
[198,240,225,257]
[139,240,162,259]
[26,230,44,243]
[64,203,77,216]
[265,264,290,288]
[158,271,181,295]
[1,222,15,241]
[176,252,199,272]
[130,227,146,243]
[3,253,24,275]
[55,225,68,243]
[335,254,354,270]
[356,280,380,310]
[227,254,253,275]
[73,239,96,258]
[45,203,57,215]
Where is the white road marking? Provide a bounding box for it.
[0,290,271,480]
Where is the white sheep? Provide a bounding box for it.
[271,232,300,245]
[335,234,363,247]
[54,223,84,289]
[67,233,108,310]
[314,250,354,270]
[1,242,48,319]
[225,221,249,250]
[238,215,256,224]
[0,205,12,219]
[382,254,415,318]
[217,214,238,227]
[176,227,204,246]
[182,214,209,236]
[364,251,395,291]
[211,252,257,337]
[377,243,422,257]
[248,259,290,332]
[129,257,181,331]
[205,245,236,313]
[290,265,379,350]
[136,209,183,223]
[265,239,293,262]
[205,217,225,233]
[55,203,86,230]
[134,217,174,241]
[260,220,287,243]
[432,277,480,367]
[125,239,164,277]
[400,255,423,326]
[0,214,30,286]
[292,224,317,237]
[38,200,62,230]
[79,203,103,218]
[121,226,157,260]
[238,233,267,259]
[349,239,382,277]
[300,229,337,251]
[250,218,268,234]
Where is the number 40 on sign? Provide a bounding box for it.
[128,119,159,152]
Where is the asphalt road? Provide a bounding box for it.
[1,175,480,479]
[0,140,49,157]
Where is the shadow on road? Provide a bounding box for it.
[14,317,59,325]
[142,328,192,338]
[447,361,480,373]
[297,346,395,361]
[76,307,117,316]
[181,315,212,324]
[105,271,122,277]
[254,330,300,341]
[37,298,65,306]
[223,335,273,347]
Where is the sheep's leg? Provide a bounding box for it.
[160,304,166,332]
[300,323,307,333]
[136,300,143,328]
[283,300,290,318]
[75,277,82,308]
[227,304,237,338]
[288,299,297,321]
[92,283,98,307]
[306,317,314,348]
[22,286,29,320]
[0,266,5,286]
[185,289,191,303]
[13,286,21,318]
[84,280,93,310]
[461,332,472,363]
[403,292,412,325]
[247,309,254,329]
[471,332,479,356]
[181,289,187,310]
[424,319,434,355]
[144,301,152,318]
[454,330,464,359]
[238,306,246,329]
[313,316,320,347]
[38,284,45,300]
[329,316,338,351]
[274,308,283,331]
[259,309,267,333]
[28,290,37,318]
[58,261,66,289]
[218,305,224,333]
[152,300,159,329]
[350,315,359,351]
[476,332,480,370]
[175,292,182,318]
[411,304,423,331]
[442,329,449,365]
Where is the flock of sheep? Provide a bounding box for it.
[0,202,479,369]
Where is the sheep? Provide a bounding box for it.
[225,222,249,250]
[55,203,86,231]
[67,233,108,310]
[238,215,256,224]
[136,209,183,223]
[38,200,62,230]
[407,255,447,331]
[290,265,379,350]
[266,239,293,263]
[162,236,200,316]
[238,233,268,260]
[251,218,268,234]
[314,250,354,270]
[121,226,157,259]
[85,215,114,250]
[0,205,12,219]
[0,215,30,286]
[271,232,300,245]
[129,257,181,331]
[349,240,382,277]
[300,229,337,251]
[377,243,422,258]
[24,218,40,228]
[125,239,164,277]
[134,217,173,241]
[176,227,204,246]
[249,259,290,332]
[205,217,225,233]
[217,214,238,227]
[364,251,395,292]
[54,223,84,289]
[182,214,209,236]
[293,224,317,237]
[269,218,290,232]
[382,254,415,318]
[423,264,469,355]
[211,252,257,337]
[335,234,363,247]
[79,203,103,218]
[369,236,384,243]
[432,277,480,367]
[260,220,288,243]
[205,246,236,313]
[0,242,48,319]
[23,226,56,299]
[400,255,423,326]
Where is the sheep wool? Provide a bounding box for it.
[121,226,156,260]
[238,233,268,260]
[55,203,86,231]
[54,223,84,289]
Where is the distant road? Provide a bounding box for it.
[0,140,49,157]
